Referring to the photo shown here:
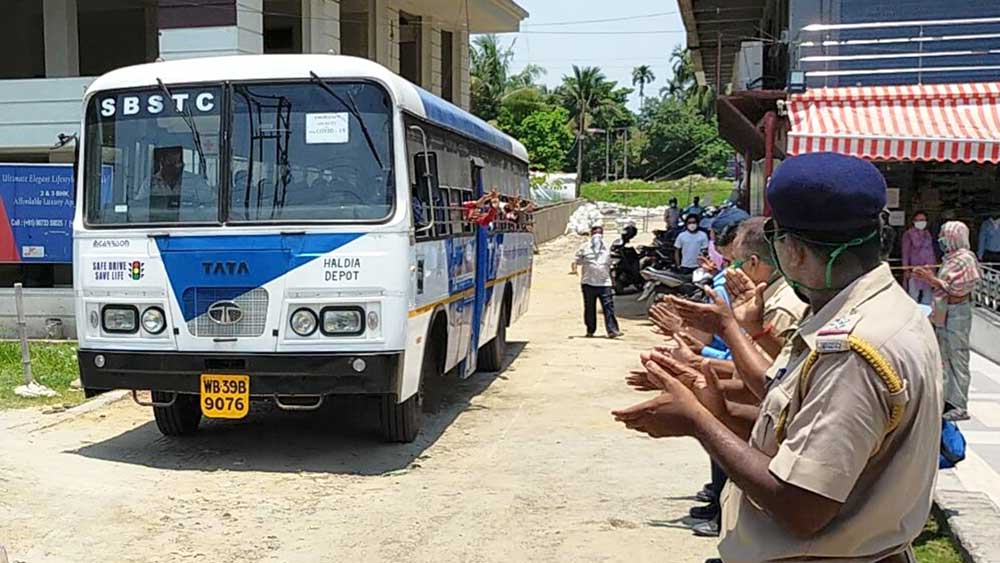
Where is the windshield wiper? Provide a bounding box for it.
[308,72,385,170]
[156,78,207,177]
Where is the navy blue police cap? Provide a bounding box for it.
[711,207,750,233]
[767,152,886,232]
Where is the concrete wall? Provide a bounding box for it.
[0,76,93,152]
[532,200,584,246]
[0,288,75,339]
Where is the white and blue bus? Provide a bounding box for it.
[73,55,533,442]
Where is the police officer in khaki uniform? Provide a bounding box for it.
[615,153,942,563]
[728,216,809,362]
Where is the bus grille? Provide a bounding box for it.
[182,287,269,338]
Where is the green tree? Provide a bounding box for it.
[662,46,715,119]
[639,96,729,179]
[512,107,574,172]
[470,34,544,122]
[558,66,616,194]
[631,65,656,106]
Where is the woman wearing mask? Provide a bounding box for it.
[901,211,936,305]
[914,221,982,421]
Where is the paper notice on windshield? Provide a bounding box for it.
[306,113,349,144]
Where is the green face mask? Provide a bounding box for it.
[767,229,880,293]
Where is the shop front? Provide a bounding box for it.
[786,82,1000,270]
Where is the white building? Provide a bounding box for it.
[0,0,526,334]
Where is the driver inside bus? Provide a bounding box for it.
[133,146,215,222]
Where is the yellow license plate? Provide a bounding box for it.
[199,374,250,419]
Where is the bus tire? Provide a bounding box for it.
[380,344,434,443]
[152,392,202,436]
[478,305,508,372]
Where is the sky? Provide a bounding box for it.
[494,0,687,111]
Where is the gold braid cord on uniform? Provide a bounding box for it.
[775,335,906,446]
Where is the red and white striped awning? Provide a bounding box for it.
[787,82,1000,163]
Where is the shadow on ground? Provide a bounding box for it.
[614,292,654,321]
[68,342,527,476]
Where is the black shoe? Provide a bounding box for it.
[691,519,720,537]
[705,559,722,563]
[608,331,622,339]
[695,487,717,504]
[689,504,718,521]
[585,332,594,338]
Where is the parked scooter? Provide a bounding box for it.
[611,224,643,294]
[637,266,713,303]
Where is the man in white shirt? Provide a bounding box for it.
[674,215,710,273]
[572,225,622,338]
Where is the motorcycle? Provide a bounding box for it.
[610,224,644,295]
[637,266,713,304]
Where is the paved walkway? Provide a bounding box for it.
[936,352,1000,562]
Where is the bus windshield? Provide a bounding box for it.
[83,81,394,226]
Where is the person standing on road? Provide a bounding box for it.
[617,153,942,563]
[913,221,981,422]
[901,211,936,306]
[665,198,681,231]
[675,216,709,274]
[684,196,704,220]
[572,225,622,339]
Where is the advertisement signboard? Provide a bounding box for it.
[0,164,75,263]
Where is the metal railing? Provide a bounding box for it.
[974,264,1000,313]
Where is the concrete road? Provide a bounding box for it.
[0,233,716,563]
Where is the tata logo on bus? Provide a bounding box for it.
[99,92,217,118]
[207,301,243,325]
[202,261,250,276]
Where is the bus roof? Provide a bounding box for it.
[85,54,530,163]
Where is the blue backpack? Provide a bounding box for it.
[939,419,967,469]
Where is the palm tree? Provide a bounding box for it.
[631,65,656,106]
[561,65,609,195]
[662,46,716,118]
[470,34,545,122]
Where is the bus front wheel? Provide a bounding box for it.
[380,344,435,443]
[152,391,202,436]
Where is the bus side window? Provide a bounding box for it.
[413,151,440,237]
[448,188,464,233]
[436,188,450,237]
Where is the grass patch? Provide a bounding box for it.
[0,341,83,409]
[580,176,733,208]
[914,511,964,563]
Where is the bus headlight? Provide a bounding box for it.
[290,308,318,336]
[141,307,166,335]
[102,305,138,334]
[321,307,365,336]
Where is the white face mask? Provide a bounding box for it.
[591,233,603,248]
[686,224,698,232]
[914,220,927,230]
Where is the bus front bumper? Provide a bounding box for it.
[77,350,401,396]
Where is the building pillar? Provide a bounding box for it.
[420,17,437,92]
[158,0,263,60]
[367,0,389,66]
[43,0,80,77]
[302,0,341,54]
[458,30,470,110]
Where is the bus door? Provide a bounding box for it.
[463,158,488,376]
